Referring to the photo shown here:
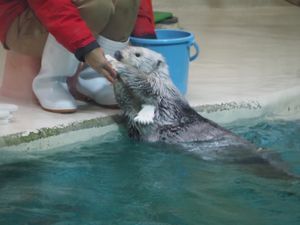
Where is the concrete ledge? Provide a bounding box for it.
[196,86,300,123]
[0,124,119,165]
[0,114,121,148]
[1,86,299,150]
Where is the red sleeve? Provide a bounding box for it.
[0,0,28,45]
[132,0,156,39]
[27,0,97,54]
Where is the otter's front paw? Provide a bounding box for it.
[134,104,155,125]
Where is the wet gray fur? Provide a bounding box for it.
[112,47,296,179]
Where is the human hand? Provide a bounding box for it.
[84,48,117,83]
[105,54,119,70]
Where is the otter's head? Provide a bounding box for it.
[112,46,181,107]
[114,46,169,78]
[112,47,179,100]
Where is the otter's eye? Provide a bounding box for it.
[135,53,141,57]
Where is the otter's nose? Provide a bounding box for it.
[114,51,123,61]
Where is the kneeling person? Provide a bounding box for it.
[0,0,155,113]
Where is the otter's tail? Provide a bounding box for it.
[237,148,299,180]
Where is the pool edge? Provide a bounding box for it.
[0,115,121,149]
[1,89,300,149]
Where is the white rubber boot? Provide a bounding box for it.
[32,34,79,113]
[76,36,129,107]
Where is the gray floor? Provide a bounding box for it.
[1,0,300,137]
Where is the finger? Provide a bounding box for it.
[101,69,115,83]
[93,60,115,80]
[103,63,117,78]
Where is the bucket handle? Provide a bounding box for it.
[189,41,200,62]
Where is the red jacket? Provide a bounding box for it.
[132,0,156,39]
[0,0,156,61]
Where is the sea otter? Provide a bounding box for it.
[108,47,295,178]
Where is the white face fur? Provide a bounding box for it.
[117,46,167,75]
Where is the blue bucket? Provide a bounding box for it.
[130,29,199,94]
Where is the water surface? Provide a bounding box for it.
[0,118,299,225]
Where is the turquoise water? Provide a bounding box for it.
[0,118,299,225]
